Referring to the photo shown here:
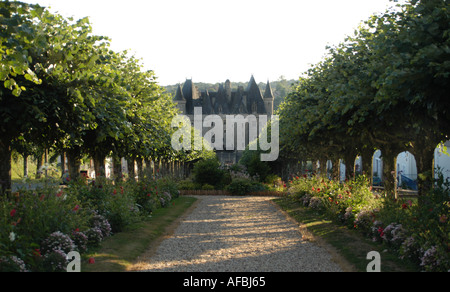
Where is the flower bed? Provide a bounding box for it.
[285,174,449,272]
[0,176,180,272]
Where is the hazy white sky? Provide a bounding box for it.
[22,0,397,85]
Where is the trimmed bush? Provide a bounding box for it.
[226,178,266,196]
[192,158,225,189]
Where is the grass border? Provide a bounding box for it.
[81,196,198,272]
[273,197,419,272]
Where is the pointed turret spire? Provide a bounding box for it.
[174,84,185,101]
[264,80,274,100]
[263,80,274,115]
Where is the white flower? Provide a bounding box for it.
[9,232,16,242]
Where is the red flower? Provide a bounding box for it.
[283,184,287,188]
[147,193,151,197]
[74,228,80,232]
[88,257,95,264]
[73,205,80,212]
[402,204,408,209]
[56,191,63,198]
[113,189,117,195]
[10,209,16,217]
[378,227,384,237]
[33,249,41,257]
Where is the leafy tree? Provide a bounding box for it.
[277,0,449,200]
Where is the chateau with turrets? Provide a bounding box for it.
[173,76,274,164]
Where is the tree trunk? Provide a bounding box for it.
[411,142,436,202]
[381,148,398,199]
[361,148,375,186]
[343,152,357,181]
[318,157,327,178]
[60,152,66,177]
[332,159,340,181]
[127,158,136,181]
[23,154,29,178]
[93,152,106,178]
[112,154,122,182]
[0,139,12,197]
[44,149,48,178]
[36,153,44,179]
[136,158,143,181]
[67,147,81,181]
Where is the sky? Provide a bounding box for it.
[21,0,398,86]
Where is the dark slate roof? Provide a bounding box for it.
[202,90,214,115]
[182,79,200,114]
[246,76,267,114]
[175,76,270,115]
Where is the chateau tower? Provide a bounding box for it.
[174,84,186,113]
[263,80,275,115]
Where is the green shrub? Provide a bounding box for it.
[157,177,180,199]
[177,179,198,190]
[265,174,282,185]
[240,149,272,182]
[201,184,215,190]
[226,178,266,196]
[192,158,225,188]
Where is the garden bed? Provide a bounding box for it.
[0,176,181,272]
[282,175,449,272]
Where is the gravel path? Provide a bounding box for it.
[134,196,343,272]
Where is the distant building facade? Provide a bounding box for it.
[173,76,274,165]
